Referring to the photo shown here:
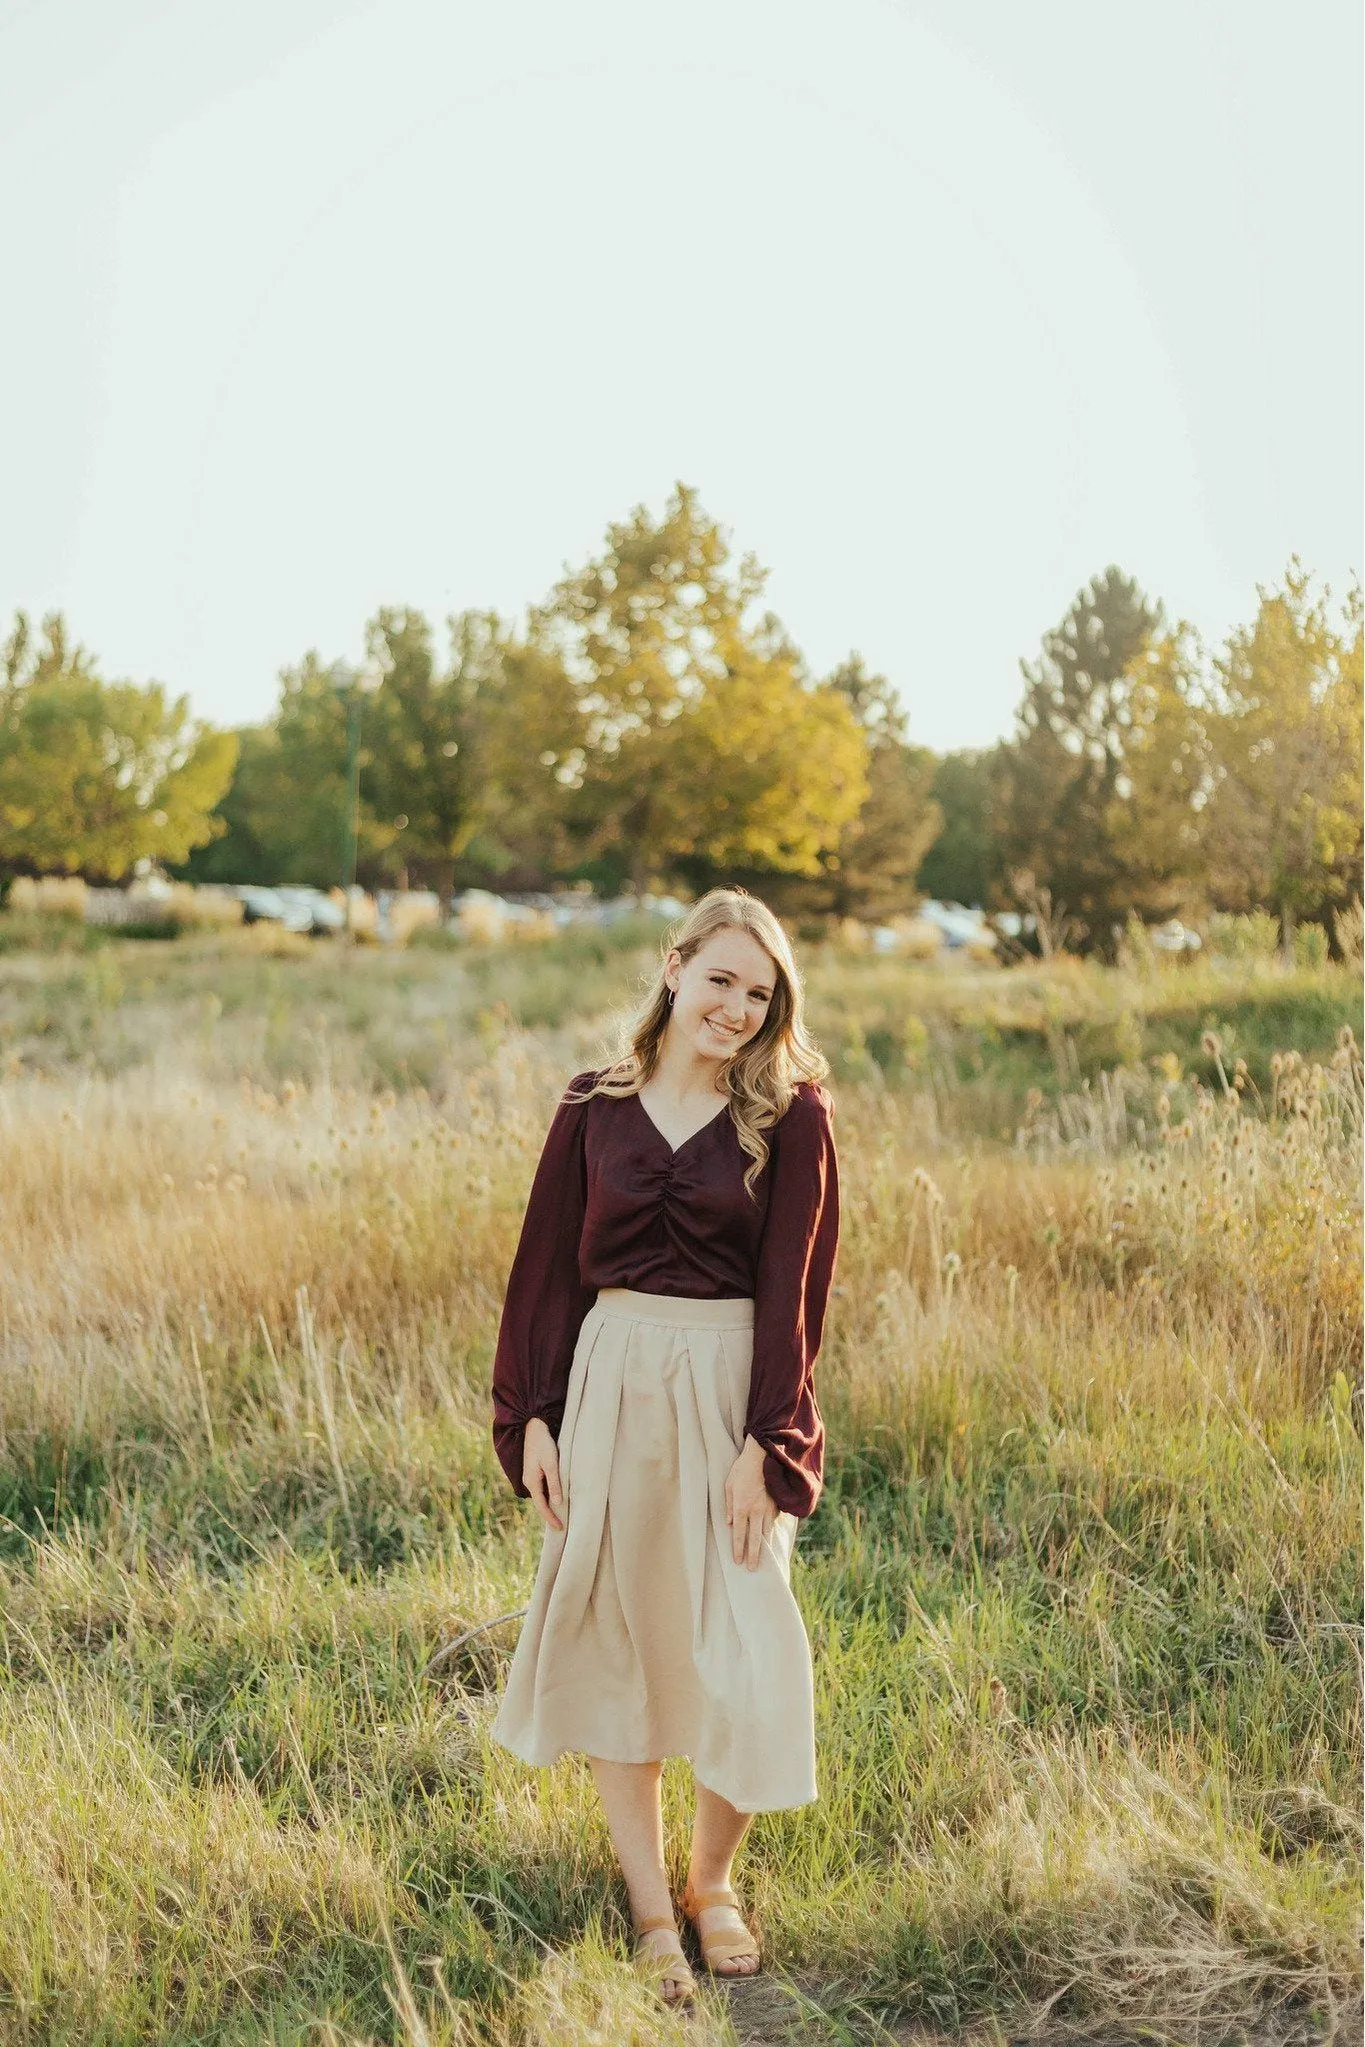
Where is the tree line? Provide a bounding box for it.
[1,484,1359,955]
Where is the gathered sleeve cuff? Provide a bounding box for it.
[491,1072,598,1499]
[745,1081,839,1519]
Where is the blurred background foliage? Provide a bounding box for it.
[2,484,1360,961]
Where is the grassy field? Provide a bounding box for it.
[0,923,1360,2046]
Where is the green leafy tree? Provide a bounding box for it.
[179,723,283,885]
[453,611,586,890]
[1105,623,1215,918]
[994,566,1165,955]
[1199,561,1363,953]
[185,652,382,889]
[660,621,870,889]
[188,608,585,896]
[915,748,1002,906]
[548,484,868,892]
[360,607,474,901]
[0,611,237,879]
[793,654,941,919]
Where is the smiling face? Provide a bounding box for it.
[664,927,779,1065]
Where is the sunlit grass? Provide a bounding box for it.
[0,933,1359,2044]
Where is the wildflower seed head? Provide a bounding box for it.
[1202,1031,1221,1057]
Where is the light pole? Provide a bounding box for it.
[331,652,389,939]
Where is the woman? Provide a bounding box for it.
[489,887,839,2009]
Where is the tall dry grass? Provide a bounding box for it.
[0,940,1359,2045]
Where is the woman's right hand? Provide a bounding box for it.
[522,1417,565,1532]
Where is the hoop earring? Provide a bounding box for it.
[666,989,675,1008]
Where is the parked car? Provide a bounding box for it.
[228,886,304,930]
[1151,918,1202,954]
[227,886,343,935]
[273,887,347,936]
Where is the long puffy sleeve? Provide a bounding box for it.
[745,1081,839,1519]
[491,1074,598,1499]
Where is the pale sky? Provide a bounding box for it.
[2,0,1360,753]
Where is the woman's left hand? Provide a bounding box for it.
[725,1436,777,1571]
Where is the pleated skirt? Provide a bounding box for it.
[490,1288,818,1812]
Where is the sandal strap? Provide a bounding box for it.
[685,1882,739,1912]
[700,1932,760,1961]
[684,1882,761,1967]
[633,1914,679,1935]
[633,1937,697,1994]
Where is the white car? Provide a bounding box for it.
[1150,919,1202,954]
[229,886,339,935]
[272,887,347,935]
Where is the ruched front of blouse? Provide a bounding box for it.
[491,1073,840,1518]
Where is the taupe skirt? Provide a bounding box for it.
[490,1288,818,1812]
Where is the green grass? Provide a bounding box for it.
[0,917,1357,1123]
[0,925,1359,2044]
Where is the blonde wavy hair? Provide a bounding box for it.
[568,887,828,1195]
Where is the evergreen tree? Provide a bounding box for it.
[994,567,1164,955]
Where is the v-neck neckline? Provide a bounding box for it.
[632,1089,730,1158]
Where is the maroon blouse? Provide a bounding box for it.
[490,1073,840,1518]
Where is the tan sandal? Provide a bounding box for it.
[632,1913,698,2007]
[681,1880,762,1976]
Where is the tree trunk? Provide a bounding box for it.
[1278,901,1296,966]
